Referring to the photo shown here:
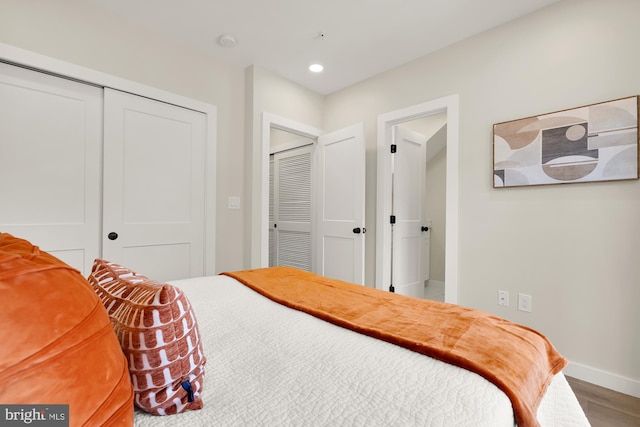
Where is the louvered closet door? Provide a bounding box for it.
[269,145,313,271]
[102,88,206,281]
[0,62,102,276]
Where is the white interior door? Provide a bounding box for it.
[103,88,206,281]
[392,126,428,297]
[0,62,102,276]
[269,145,313,271]
[316,123,365,284]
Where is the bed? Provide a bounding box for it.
[0,233,589,427]
[133,269,589,427]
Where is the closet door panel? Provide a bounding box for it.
[103,88,206,281]
[270,146,313,271]
[0,62,102,275]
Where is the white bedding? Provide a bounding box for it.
[133,275,589,426]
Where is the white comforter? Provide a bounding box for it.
[133,275,589,426]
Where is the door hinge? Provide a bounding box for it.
[390,215,396,224]
[390,144,397,153]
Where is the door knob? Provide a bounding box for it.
[421,226,430,232]
[353,227,361,234]
[107,232,119,241]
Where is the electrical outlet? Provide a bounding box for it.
[498,290,509,307]
[518,293,532,312]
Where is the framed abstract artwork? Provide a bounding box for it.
[493,96,639,187]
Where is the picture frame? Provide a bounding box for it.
[493,96,639,188]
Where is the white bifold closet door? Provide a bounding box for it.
[0,62,102,276]
[269,144,313,271]
[102,89,206,281]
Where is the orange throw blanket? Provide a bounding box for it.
[223,267,567,427]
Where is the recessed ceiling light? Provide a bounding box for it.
[218,34,237,47]
[309,64,324,73]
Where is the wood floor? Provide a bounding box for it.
[565,376,640,426]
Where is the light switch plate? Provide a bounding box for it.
[228,196,240,209]
[498,290,509,307]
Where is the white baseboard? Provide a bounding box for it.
[563,360,640,398]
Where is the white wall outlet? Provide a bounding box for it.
[518,293,532,312]
[228,196,240,210]
[498,290,509,307]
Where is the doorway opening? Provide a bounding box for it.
[259,113,322,268]
[389,115,446,300]
[269,127,315,271]
[376,94,459,303]
[258,114,367,284]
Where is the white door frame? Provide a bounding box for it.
[258,113,323,267]
[0,42,218,275]
[376,94,459,303]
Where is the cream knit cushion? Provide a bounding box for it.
[88,259,206,416]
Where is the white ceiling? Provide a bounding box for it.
[85,0,560,95]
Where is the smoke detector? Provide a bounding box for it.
[218,34,237,47]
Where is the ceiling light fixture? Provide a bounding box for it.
[218,34,237,48]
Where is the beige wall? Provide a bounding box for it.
[322,0,640,391]
[0,0,246,273]
[425,126,447,283]
[425,142,446,283]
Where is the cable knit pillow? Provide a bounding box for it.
[88,259,206,416]
[0,233,134,425]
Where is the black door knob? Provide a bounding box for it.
[108,232,118,241]
[421,226,430,232]
[353,227,361,234]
